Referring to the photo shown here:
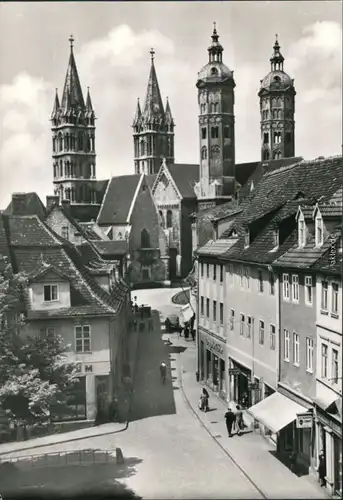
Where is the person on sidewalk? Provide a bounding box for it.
[235,405,244,435]
[191,329,195,341]
[318,452,326,487]
[224,408,236,437]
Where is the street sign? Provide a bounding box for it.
[228,368,240,375]
[296,413,313,429]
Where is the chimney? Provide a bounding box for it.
[46,195,59,210]
[12,193,28,215]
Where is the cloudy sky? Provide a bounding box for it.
[0,1,341,207]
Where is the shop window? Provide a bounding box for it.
[220,303,223,325]
[259,320,264,345]
[52,377,87,421]
[200,296,204,316]
[75,325,91,353]
[270,324,276,350]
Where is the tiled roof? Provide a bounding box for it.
[4,192,47,220]
[312,233,342,276]
[214,156,343,265]
[195,202,241,222]
[92,240,128,256]
[317,204,343,217]
[168,164,199,199]
[197,238,238,256]
[235,161,260,187]
[4,215,128,319]
[97,174,141,225]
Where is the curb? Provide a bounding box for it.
[177,354,268,500]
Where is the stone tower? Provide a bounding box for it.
[51,35,98,221]
[195,23,236,210]
[259,35,296,161]
[133,49,175,175]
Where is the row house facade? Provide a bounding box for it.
[0,195,132,425]
[194,156,342,493]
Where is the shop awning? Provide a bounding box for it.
[314,392,340,412]
[180,304,194,325]
[248,392,308,434]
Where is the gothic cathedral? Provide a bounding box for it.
[133,50,175,175]
[259,36,296,161]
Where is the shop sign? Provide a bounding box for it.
[205,338,224,356]
[296,412,313,429]
[228,368,240,376]
[74,363,93,374]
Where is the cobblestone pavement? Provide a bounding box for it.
[0,288,330,499]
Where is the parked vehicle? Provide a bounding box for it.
[164,314,180,332]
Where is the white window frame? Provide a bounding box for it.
[283,274,290,300]
[298,217,305,247]
[284,329,290,361]
[75,325,91,353]
[315,216,324,247]
[331,348,339,384]
[61,225,69,240]
[305,337,314,373]
[270,324,276,350]
[292,332,300,366]
[244,267,250,289]
[258,270,264,293]
[331,282,339,316]
[321,343,328,379]
[240,314,245,336]
[219,302,224,325]
[259,320,265,345]
[247,316,253,339]
[304,276,312,306]
[230,309,234,331]
[291,274,299,303]
[321,280,328,312]
[43,284,59,302]
[273,228,279,248]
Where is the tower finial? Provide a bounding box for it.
[69,34,75,51]
[213,21,217,33]
[150,47,155,61]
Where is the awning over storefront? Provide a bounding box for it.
[180,304,194,325]
[314,392,341,412]
[248,392,308,434]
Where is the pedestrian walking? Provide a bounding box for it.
[318,452,326,487]
[191,328,195,341]
[235,405,245,435]
[224,408,236,437]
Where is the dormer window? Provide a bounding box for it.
[244,230,250,248]
[298,217,306,248]
[315,215,324,247]
[273,228,279,248]
[44,284,59,302]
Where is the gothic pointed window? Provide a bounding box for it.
[58,133,63,152]
[141,229,150,248]
[201,146,207,160]
[263,150,269,161]
[159,210,165,228]
[166,210,173,228]
[263,133,269,144]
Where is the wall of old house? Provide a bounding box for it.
[279,272,317,400]
[30,272,71,310]
[180,199,197,277]
[45,208,83,244]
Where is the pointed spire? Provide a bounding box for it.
[133,98,142,126]
[164,97,174,126]
[86,87,93,111]
[142,49,164,123]
[61,35,85,110]
[270,34,284,71]
[51,88,60,118]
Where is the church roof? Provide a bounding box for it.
[167,164,199,199]
[97,174,142,225]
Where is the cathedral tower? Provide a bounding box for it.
[133,49,175,175]
[51,36,98,221]
[196,23,236,209]
[259,35,296,161]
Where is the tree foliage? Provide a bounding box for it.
[0,257,79,427]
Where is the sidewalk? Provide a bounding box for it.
[177,338,329,500]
